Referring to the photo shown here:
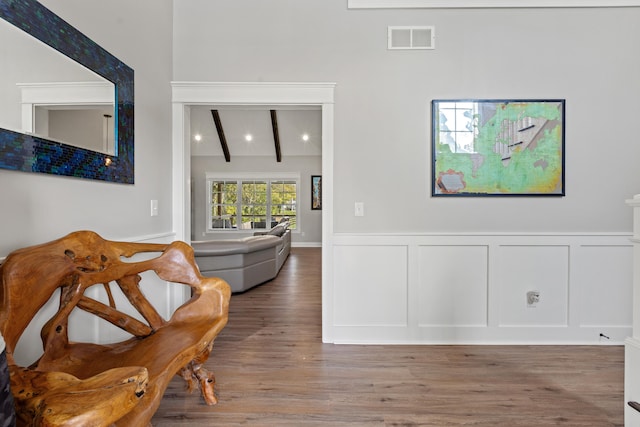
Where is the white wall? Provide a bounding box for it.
[174,2,640,233]
[0,0,174,256]
[173,1,638,344]
[1,0,175,363]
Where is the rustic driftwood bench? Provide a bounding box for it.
[0,231,231,426]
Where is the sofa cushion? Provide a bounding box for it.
[267,223,288,237]
[192,235,280,256]
[194,249,275,272]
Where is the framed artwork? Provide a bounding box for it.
[311,175,322,210]
[432,99,565,196]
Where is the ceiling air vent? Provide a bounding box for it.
[388,26,435,50]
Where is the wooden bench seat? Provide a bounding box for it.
[0,231,231,426]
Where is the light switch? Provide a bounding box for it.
[355,202,364,217]
[150,199,158,217]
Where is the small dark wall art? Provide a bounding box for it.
[432,99,565,196]
[311,175,322,210]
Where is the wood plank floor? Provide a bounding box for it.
[152,248,624,426]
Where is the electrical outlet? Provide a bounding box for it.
[526,290,540,307]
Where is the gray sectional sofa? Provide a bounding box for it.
[192,222,291,293]
[253,221,291,272]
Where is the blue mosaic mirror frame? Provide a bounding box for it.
[0,0,134,184]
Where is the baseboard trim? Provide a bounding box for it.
[293,242,322,248]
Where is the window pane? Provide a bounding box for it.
[454,108,474,132]
[270,180,296,229]
[209,177,298,231]
[225,183,237,203]
[240,181,267,229]
[439,109,456,131]
[242,181,267,204]
[211,181,237,203]
[456,131,475,153]
[210,180,238,229]
[211,204,236,228]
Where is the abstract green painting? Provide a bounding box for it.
[432,99,565,196]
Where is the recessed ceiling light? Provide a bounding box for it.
[194,134,202,142]
[302,133,309,142]
[245,134,253,142]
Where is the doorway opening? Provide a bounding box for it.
[171,82,335,342]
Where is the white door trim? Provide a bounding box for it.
[171,81,336,342]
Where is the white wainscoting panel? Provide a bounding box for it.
[329,233,632,344]
[497,245,569,327]
[577,245,633,327]
[417,245,488,327]
[333,245,408,326]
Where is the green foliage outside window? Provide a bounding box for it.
[271,181,297,229]
[209,178,297,230]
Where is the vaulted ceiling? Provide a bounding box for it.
[189,105,322,159]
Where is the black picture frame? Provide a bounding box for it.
[432,99,565,196]
[311,175,322,210]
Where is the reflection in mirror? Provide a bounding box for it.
[0,19,116,154]
[0,0,134,183]
[34,104,115,154]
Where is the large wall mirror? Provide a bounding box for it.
[0,0,134,183]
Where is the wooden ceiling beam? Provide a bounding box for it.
[211,109,231,162]
[270,110,282,162]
